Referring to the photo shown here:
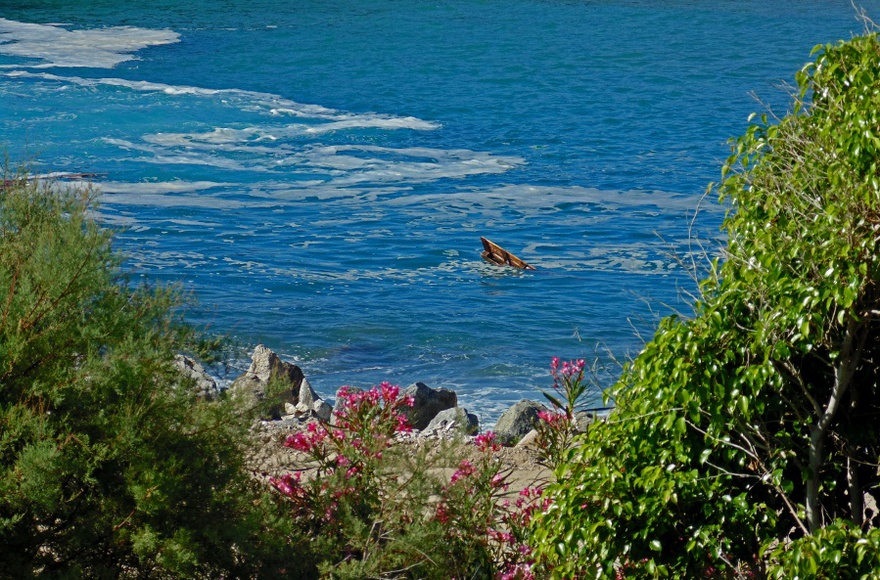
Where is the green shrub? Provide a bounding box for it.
[532,32,880,578]
[768,521,880,579]
[0,172,303,578]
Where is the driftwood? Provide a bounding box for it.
[480,237,535,270]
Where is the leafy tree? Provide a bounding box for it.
[532,31,880,578]
[0,172,305,578]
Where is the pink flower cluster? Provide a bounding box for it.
[281,382,415,461]
[550,356,586,388]
[492,487,548,580]
[266,376,569,578]
[537,357,594,469]
[537,409,568,428]
[450,459,477,484]
[270,471,302,497]
[271,382,416,528]
[475,431,502,452]
[334,382,415,435]
[433,431,543,580]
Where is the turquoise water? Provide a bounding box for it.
[0,1,874,424]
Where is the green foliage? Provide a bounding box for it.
[532,32,880,578]
[0,172,304,578]
[767,521,880,579]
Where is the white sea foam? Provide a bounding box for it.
[103,138,265,172]
[100,180,236,194]
[103,133,521,184]
[3,70,442,133]
[301,117,439,133]
[2,70,471,187]
[0,18,178,68]
[3,71,345,118]
[98,191,278,209]
[300,145,523,185]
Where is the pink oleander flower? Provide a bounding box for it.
[379,381,399,403]
[497,563,535,580]
[475,431,501,452]
[284,431,313,452]
[537,410,551,421]
[396,413,412,432]
[551,357,586,388]
[269,472,302,497]
[537,409,564,424]
[450,459,476,484]
[490,472,508,489]
[488,528,516,544]
[434,503,450,524]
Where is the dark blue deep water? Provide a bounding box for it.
[1,0,876,424]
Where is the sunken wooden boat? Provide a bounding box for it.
[480,237,535,270]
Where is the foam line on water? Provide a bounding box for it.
[300,145,524,184]
[1,71,439,129]
[0,18,179,68]
[100,180,237,194]
[103,138,264,172]
[102,136,521,183]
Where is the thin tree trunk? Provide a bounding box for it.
[848,454,864,527]
[805,318,865,534]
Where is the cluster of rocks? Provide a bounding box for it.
[174,354,220,400]
[227,345,332,422]
[176,345,594,446]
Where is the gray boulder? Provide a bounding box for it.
[424,407,480,436]
[493,399,548,445]
[230,345,307,419]
[574,410,595,432]
[400,382,457,431]
[281,379,333,422]
[174,354,219,400]
[311,399,333,422]
[515,429,540,449]
[293,377,320,414]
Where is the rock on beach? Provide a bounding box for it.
[230,345,320,419]
[400,381,458,431]
[493,399,548,445]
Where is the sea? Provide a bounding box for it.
[1,0,875,426]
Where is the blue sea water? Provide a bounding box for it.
[0,0,876,425]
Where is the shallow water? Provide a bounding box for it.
[0,0,875,424]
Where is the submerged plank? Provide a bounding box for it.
[480,237,535,270]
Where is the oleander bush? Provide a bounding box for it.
[269,382,548,580]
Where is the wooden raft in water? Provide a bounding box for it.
[480,237,535,270]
